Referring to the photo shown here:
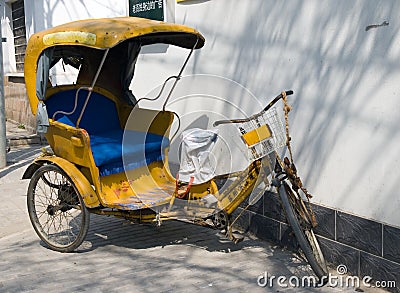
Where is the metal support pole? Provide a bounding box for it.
[0,16,7,168]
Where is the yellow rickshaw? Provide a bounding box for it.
[22,17,328,282]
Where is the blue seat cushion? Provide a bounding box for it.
[90,129,169,176]
[45,89,169,176]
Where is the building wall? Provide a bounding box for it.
[1,1,17,74]
[24,0,127,35]
[127,0,400,230]
[4,76,34,131]
[142,1,400,286]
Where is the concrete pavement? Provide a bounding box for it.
[0,122,386,292]
[1,120,43,238]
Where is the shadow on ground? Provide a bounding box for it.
[74,214,259,253]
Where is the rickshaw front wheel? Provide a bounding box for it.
[275,180,328,284]
[27,164,90,252]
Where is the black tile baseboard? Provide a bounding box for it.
[231,190,400,291]
[249,213,280,243]
[383,225,400,264]
[336,211,382,257]
[311,203,335,240]
[263,191,287,223]
[279,222,298,250]
[230,207,250,232]
[317,236,360,275]
[360,251,400,293]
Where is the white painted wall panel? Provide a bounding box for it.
[13,0,400,226]
[134,0,400,227]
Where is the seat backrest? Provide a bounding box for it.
[124,108,174,137]
[46,89,121,134]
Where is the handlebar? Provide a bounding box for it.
[213,90,293,127]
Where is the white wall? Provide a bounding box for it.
[15,0,400,227]
[24,0,127,34]
[1,1,17,74]
[24,0,174,35]
[133,0,400,228]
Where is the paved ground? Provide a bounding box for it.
[0,121,385,292]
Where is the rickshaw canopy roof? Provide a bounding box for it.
[24,17,205,115]
[26,17,204,51]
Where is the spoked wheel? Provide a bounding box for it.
[276,179,328,284]
[27,164,90,252]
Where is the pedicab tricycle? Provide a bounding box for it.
[23,17,328,281]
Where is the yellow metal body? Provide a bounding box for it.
[42,84,177,209]
[218,161,264,215]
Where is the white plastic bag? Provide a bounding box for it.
[178,128,218,184]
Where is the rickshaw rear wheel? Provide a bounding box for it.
[27,164,90,252]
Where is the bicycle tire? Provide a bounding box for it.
[27,164,90,252]
[277,180,328,284]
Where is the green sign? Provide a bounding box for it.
[129,0,164,21]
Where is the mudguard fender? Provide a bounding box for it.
[22,156,100,208]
